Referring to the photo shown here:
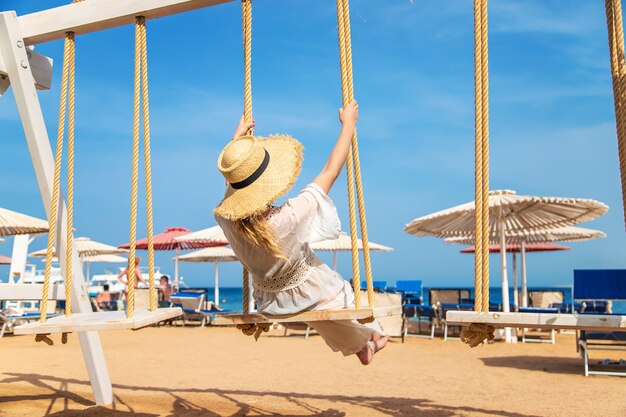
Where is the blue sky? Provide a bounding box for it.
[1,0,624,289]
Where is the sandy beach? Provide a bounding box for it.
[0,326,624,417]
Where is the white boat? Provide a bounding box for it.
[87,266,167,295]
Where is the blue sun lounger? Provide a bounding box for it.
[574,269,626,377]
[1,312,57,338]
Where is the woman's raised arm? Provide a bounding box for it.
[313,100,358,194]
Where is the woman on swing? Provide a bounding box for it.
[214,100,389,365]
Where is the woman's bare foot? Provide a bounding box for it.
[356,341,374,365]
[372,335,390,353]
[371,332,383,343]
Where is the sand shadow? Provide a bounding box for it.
[1,372,543,417]
[480,355,584,375]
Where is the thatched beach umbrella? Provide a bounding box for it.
[310,231,393,271]
[405,189,607,342]
[446,225,606,308]
[177,246,239,306]
[0,207,48,236]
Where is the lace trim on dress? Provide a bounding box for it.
[252,249,316,293]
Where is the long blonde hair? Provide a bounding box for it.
[235,212,286,260]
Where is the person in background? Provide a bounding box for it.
[117,256,147,289]
[159,275,172,308]
[96,284,113,310]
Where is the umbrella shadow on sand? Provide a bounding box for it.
[1,372,543,417]
[480,355,589,376]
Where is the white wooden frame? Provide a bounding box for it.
[446,311,626,332]
[1,0,234,406]
[0,283,66,300]
[214,306,402,325]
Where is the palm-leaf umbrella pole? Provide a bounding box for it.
[446,225,606,308]
[120,227,224,288]
[177,246,239,306]
[458,243,571,311]
[405,189,608,343]
[310,232,393,271]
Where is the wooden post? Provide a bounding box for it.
[0,11,113,405]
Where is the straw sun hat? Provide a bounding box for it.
[214,134,303,220]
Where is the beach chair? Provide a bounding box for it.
[518,307,559,344]
[402,304,436,340]
[169,291,206,326]
[573,270,626,376]
[282,322,314,339]
[1,311,57,338]
[439,302,475,341]
[0,283,64,338]
[199,302,236,327]
[427,288,471,340]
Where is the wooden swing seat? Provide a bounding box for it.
[13,307,182,335]
[214,305,401,325]
[446,311,626,332]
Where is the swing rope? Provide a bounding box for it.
[40,31,75,323]
[128,16,158,318]
[461,0,493,348]
[241,0,253,316]
[236,0,375,332]
[605,0,626,229]
[336,0,375,310]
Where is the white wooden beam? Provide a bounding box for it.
[446,311,626,332]
[214,306,402,325]
[0,11,113,406]
[14,308,183,335]
[0,284,66,300]
[0,47,52,95]
[17,0,234,46]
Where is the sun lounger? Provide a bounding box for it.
[402,304,436,340]
[574,269,626,376]
[1,311,57,338]
[518,307,560,344]
[438,302,474,341]
[169,291,206,326]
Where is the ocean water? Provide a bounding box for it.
[186,284,626,314]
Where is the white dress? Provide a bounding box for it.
[216,183,383,356]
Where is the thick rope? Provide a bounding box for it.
[237,322,270,340]
[241,0,253,314]
[606,0,626,229]
[64,33,76,316]
[336,0,376,309]
[242,269,250,315]
[336,0,361,307]
[137,17,157,312]
[464,0,494,348]
[472,0,484,314]
[40,33,72,323]
[340,0,375,309]
[479,0,490,312]
[126,18,144,318]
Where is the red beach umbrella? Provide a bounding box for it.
[460,242,570,311]
[460,243,571,254]
[0,255,11,265]
[119,227,226,284]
